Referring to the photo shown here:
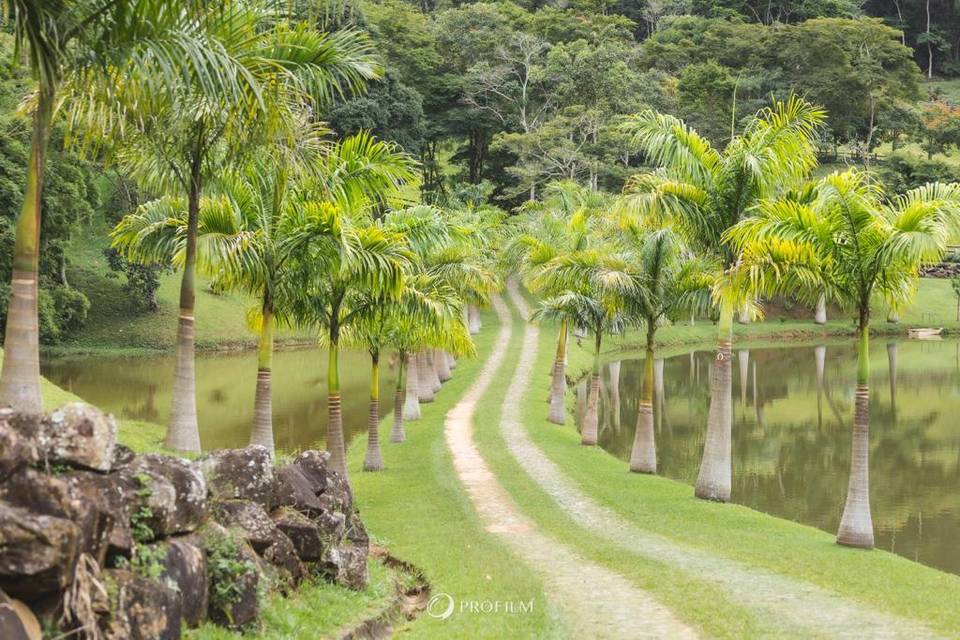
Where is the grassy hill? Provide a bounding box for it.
[56,215,312,355]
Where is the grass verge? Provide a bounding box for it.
[186,559,392,640]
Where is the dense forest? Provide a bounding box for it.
[1,0,960,341]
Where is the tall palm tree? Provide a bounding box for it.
[616,224,713,473]
[507,181,611,425]
[0,0,223,411]
[101,2,380,452]
[532,252,640,446]
[727,169,960,547]
[620,96,825,501]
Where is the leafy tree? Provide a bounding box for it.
[727,169,960,547]
[920,100,960,158]
[328,73,426,154]
[285,206,413,479]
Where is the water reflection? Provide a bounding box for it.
[42,347,395,453]
[580,341,960,576]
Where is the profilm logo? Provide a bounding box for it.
[426,592,534,621]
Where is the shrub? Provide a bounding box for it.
[51,285,90,334]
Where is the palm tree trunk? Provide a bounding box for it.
[427,350,442,392]
[435,348,452,382]
[549,318,568,425]
[737,299,751,324]
[695,304,733,502]
[392,355,406,443]
[837,323,874,548]
[629,345,657,473]
[363,352,384,472]
[0,89,54,413]
[468,304,481,335]
[403,352,421,420]
[165,146,204,453]
[581,332,602,446]
[249,303,275,455]
[327,341,348,480]
[447,352,457,369]
[815,293,827,325]
[416,350,434,402]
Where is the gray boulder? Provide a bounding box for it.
[121,454,207,538]
[271,507,325,561]
[292,450,330,494]
[0,420,36,482]
[198,446,274,507]
[40,403,117,472]
[101,569,181,640]
[211,499,279,553]
[271,464,323,515]
[0,468,115,564]
[260,533,306,592]
[154,539,208,627]
[62,470,137,555]
[0,503,81,599]
[318,542,368,591]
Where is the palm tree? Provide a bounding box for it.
[286,211,411,479]
[0,0,223,411]
[727,169,960,548]
[532,252,640,446]
[620,96,825,501]
[112,130,412,455]
[348,206,473,469]
[507,181,611,425]
[102,2,380,453]
[616,225,713,473]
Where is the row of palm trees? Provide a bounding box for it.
[512,97,960,550]
[0,0,498,481]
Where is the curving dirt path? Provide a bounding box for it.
[503,280,943,640]
[445,294,698,639]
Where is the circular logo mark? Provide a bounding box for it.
[426,592,455,620]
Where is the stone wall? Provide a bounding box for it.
[0,403,369,639]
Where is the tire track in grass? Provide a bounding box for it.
[503,280,942,640]
[446,293,698,639]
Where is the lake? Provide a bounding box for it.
[575,340,960,577]
[42,347,397,453]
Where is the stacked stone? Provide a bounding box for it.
[0,403,369,639]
